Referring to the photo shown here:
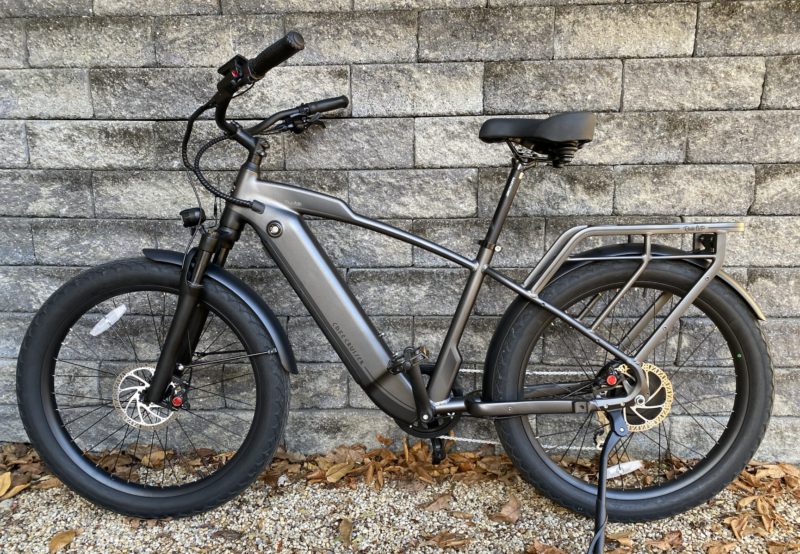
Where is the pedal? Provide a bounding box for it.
[431,437,446,465]
[387,346,428,375]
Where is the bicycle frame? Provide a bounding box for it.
[169,158,745,426]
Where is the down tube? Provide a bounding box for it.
[253,213,418,424]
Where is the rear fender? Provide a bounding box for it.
[143,248,297,375]
[482,243,765,399]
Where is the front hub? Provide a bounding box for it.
[112,366,179,430]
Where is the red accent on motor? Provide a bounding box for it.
[172,397,183,407]
[231,70,240,78]
[606,375,618,386]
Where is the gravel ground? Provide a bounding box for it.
[1,473,798,554]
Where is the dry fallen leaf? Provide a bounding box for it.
[48,530,76,554]
[607,531,633,547]
[339,518,353,550]
[647,530,682,551]
[0,472,10,496]
[702,540,737,554]
[34,478,63,490]
[785,475,800,489]
[488,493,521,524]
[424,494,451,512]
[376,435,392,446]
[726,513,749,541]
[450,511,474,520]
[326,461,354,483]
[527,538,566,554]
[0,483,29,501]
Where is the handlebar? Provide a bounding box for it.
[303,96,349,114]
[248,31,305,80]
[244,95,349,135]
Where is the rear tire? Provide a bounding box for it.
[17,258,290,519]
[488,260,773,522]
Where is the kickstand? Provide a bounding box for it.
[430,437,446,465]
[587,409,628,554]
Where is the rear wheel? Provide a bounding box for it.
[488,260,773,522]
[17,258,290,519]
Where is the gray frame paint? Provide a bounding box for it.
[227,163,749,424]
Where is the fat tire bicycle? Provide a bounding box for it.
[17,31,773,549]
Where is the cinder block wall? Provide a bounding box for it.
[1,0,798,458]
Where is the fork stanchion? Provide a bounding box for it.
[588,409,628,554]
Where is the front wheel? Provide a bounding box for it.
[488,260,773,522]
[17,258,290,519]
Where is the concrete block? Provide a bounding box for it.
[0,267,83,313]
[697,1,800,57]
[90,68,218,119]
[261,170,348,201]
[28,121,155,170]
[0,313,33,359]
[578,112,686,165]
[222,0,349,13]
[0,170,93,217]
[352,63,483,117]
[155,15,284,68]
[763,56,800,109]
[747,269,800,318]
[0,19,26,69]
[418,8,554,62]
[153,120,283,170]
[753,164,800,215]
[0,121,28,168]
[0,219,35,265]
[285,119,414,170]
[27,17,155,68]
[349,268,469,316]
[31,219,156,266]
[307,219,413,268]
[613,165,755,216]
[624,57,765,111]
[284,409,402,455]
[94,0,219,15]
[229,66,350,119]
[411,218,545,268]
[555,3,696,59]
[349,169,477,218]
[485,60,622,114]
[0,0,90,17]
[479,166,614,218]
[284,11,417,65]
[687,111,800,164]
[291,363,349,409]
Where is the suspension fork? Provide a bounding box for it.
[144,230,220,405]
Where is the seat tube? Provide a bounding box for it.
[485,160,525,245]
[426,160,525,402]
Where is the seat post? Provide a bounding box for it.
[484,160,525,247]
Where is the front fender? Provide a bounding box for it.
[482,243,765,400]
[142,248,297,375]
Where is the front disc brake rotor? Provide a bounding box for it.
[617,363,674,432]
[112,366,178,430]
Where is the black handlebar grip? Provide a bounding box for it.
[304,96,350,114]
[248,31,305,80]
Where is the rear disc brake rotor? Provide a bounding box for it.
[617,363,674,432]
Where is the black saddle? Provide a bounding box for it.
[479,112,596,167]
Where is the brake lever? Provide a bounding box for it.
[289,111,324,134]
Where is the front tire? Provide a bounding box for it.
[487,260,773,522]
[17,258,290,519]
